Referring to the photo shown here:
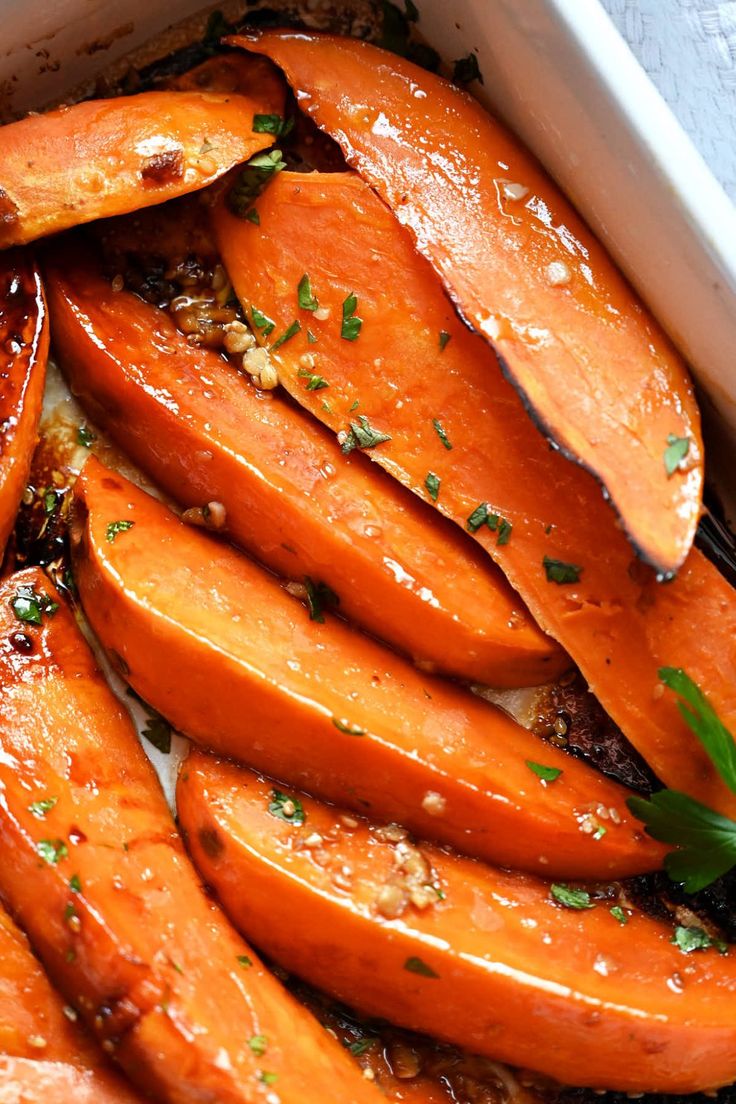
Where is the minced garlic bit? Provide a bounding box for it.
[313,306,331,322]
[502,181,529,202]
[182,501,227,531]
[545,260,572,287]
[421,791,446,817]
[224,320,256,355]
[376,883,406,919]
[299,353,317,370]
[243,346,279,390]
[27,1035,47,1049]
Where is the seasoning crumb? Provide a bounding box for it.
[545,261,572,287]
[421,791,446,817]
[503,181,529,201]
[27,1035,47,1049]
[313,306,331,321]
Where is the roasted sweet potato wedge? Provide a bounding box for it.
[71,457,663,878]
[46,245,564,687]
[0,253,48,557]
[179,750,736,1095]
[0,567,382,1104]
[213,170,736,817]
[167,50,285,104]
[0,909,139,1101]
[0,88,281,249]
[235,31,703,577]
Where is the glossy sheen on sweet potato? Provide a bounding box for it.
[236,31,703,576]
[46,247,564,687]
[71,458,663,878]
[179,751,736,1095]
[0,253,48,557]
[0,568,382,1104]
[0,90,279,249]
[0,909,139,1101]
[213,170,736,817]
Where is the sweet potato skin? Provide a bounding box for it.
[213,170,736,817]
[0,90,277,248]
[179,750,736,1095]
[0,568,382,1104]
[71,457,663,879]
[236,31,703,577]
[45,245,564,687]
[0,253,48,557]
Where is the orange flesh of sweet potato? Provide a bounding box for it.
[0,253,48,558]
[45,244,565,687]
[212,170,736,817]
[0,87,282,249]
[178,750,736,1095]
[70,457,663,879]
[235,31,704,577]
[0,567,382,1104]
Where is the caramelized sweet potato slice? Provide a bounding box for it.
[0,253,48,557]
[213,170,736,817]
[179,750,736,1095]
[167,50,285,105]
[71,458,662,878]
[235,31,703,576]
[0,88,281,249]
[0,568,382,1104]
[0,909,139,1101]
[46,246,564,687]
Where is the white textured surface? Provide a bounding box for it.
[603,0,736,201]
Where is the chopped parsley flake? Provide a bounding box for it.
[248,1034,268,1056]
[550,884,594,910]
[341,416,391,455]
[271,319,301,351]
[69,874,82,894]
[106,520,134,544]
[37,839,68,866]
[610,906,628,925]
[525,761,562,783]
[432,419,452,450]
[307,330,318,344]
[672,925,726,954]
[11,585,59,625]
[43,488,59,516]
[497,518,513,546]
[425,471,441,501]
[245,208,260,225]
[403,956,440,978]
[341,293,363,341]
[252,114,293,137]
[332,718,367,736]
[543,556,582,584]
[251,306,275,337]
[258,1073,278,1086]
[438,330,451,351]
[268,789,306,825]
[297,273,319,312]
[227,150,286,218]
[347,1037,378,1056]
[664,434,690,477]
[304,577,339,623]
[298,368,328,391]
[77,424,96,448]
[28,797,58,818]
[237,954,253,969]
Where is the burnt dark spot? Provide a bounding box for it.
[140,148,184,185]
[109,650,130,677]
[198,826,224,860]
[101,477,124,492]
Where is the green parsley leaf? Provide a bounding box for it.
[142,716,172,755]
[227,150,286,218]
[403,955,439,978]
[525,761,562,783]
[349,399,360,412]
[438,330,451,351]
[252,114,293,137]
[341,293,363,341]
[332,717,367,736]
[298,368,328,391]
[251,306,276,336]
[432,418,452,450]
[664,434,690,477]
[543,556,582,584]
[29,797,58,818]
[271,319,301,351]
[672,925,726,954]
[69,874,82,894]
[347,1037,378,1056]
[77,424,96,448]
[37,839,68,866]
[660,667,736,794]
[258,1073,278,1086]
[466,502,490,532]
[453,52,484,85]
[237,954,253,969]
[248,1034,268,1056]
[307,329,318,344]
[304,577,339,623]
[425,471,440,502]
[297,273,319,312]
[341,416,391,455]
[268,789,306,826]
[627,789,736,893]
[245,208,260,225]
[106,520,134,544]
[610,905,628,925]
[11,585,58,625]
[497,518,513,546]
[43,488,59,516]
[550,884,594,910]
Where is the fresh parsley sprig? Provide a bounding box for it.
[627,668,736,893]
